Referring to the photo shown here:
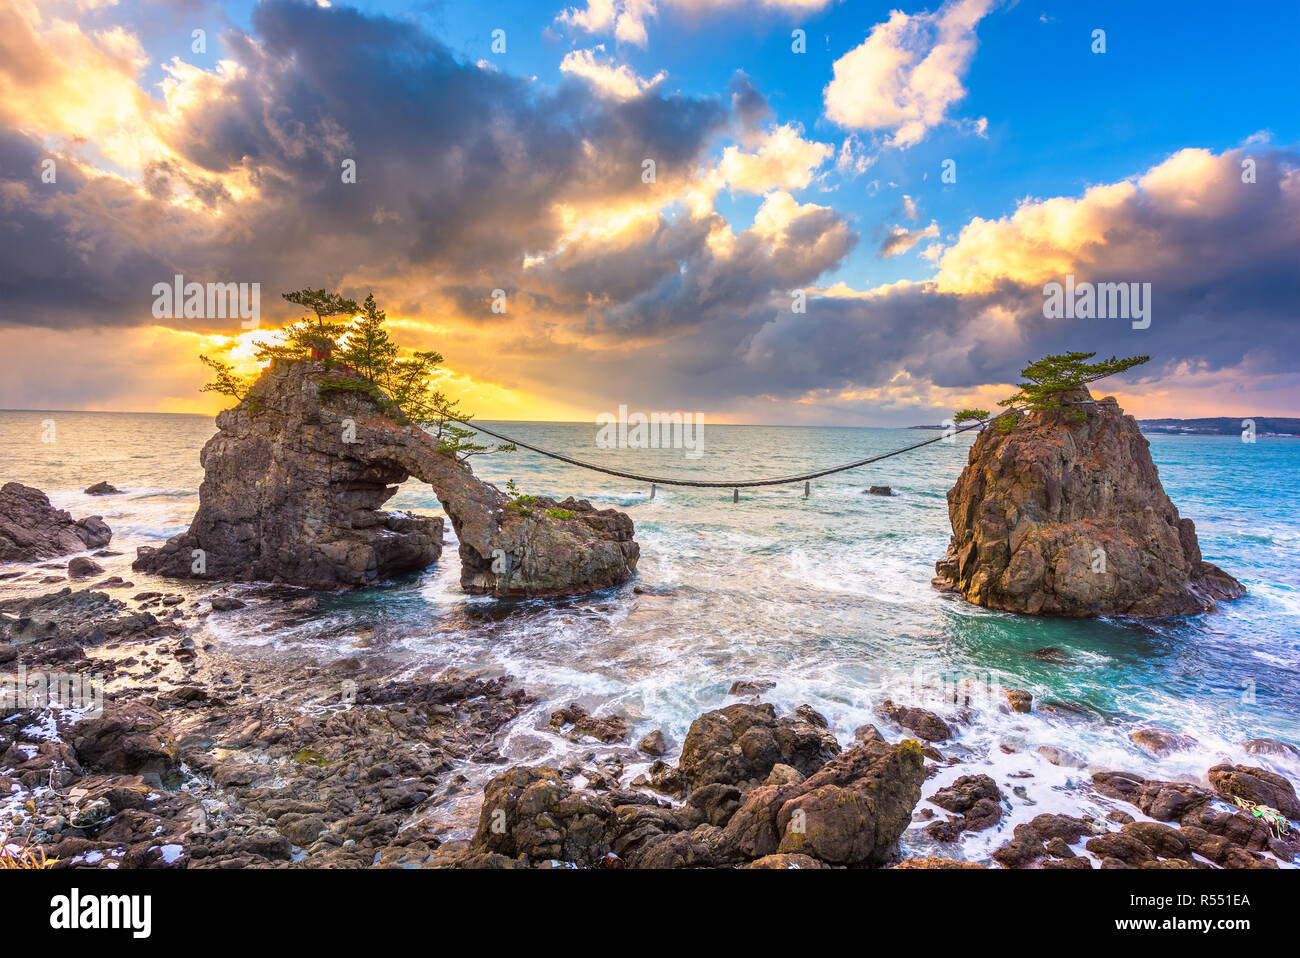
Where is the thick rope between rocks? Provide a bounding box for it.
[453,417,988,489]
[423,398,1117,490]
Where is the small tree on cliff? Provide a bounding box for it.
[956,351,1149,432]
[198,354,249,403]
[255,289,360,363]
[200,289,510,461]
[337,294,398,381]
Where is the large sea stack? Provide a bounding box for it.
[932,387,1244,616]
[134,359,638,595]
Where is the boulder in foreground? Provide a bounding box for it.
[452,707,924,869]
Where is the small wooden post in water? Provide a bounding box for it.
[733,488,739,503]
[650,484,656,500]
[803,480,810,498]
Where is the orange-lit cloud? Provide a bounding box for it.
[0,1,1295,429]
[741,145,1299,421]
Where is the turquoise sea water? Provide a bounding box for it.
[2,410,1297,854]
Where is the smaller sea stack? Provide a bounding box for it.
[932,387,1244,616]
[0,482,112,561]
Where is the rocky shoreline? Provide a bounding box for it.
[1,584,532,868]
[3,576,1297,869]
[0,430,1294,870]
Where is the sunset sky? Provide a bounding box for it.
[1,0,1297,424]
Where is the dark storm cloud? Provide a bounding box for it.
[726,149,1300,400]
[498,148,1299,414]
[522,199,856,341]
[0,129,177,328]
[742,286,977,394]
[0,0,731,330]
[531,214,716,311]
[3,1,1296,421]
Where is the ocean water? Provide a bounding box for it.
[2,409,1298,855]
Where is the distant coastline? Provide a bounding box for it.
[3,409,1298,437]
[905,417,1300,437]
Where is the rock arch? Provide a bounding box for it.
[134,360,638,595]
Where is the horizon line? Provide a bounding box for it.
[2,408,1298,428]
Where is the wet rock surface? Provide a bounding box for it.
[924,774,1004,842]
[875,699,952,742]
[637,729,667,756]
[67,557,104,579]
[0,585,531,869]
[1242,738,1300,761]
[932,387,1244,616]
[133,359,637,596]
[677,702,840,790]
[1131,727,1199,757]
[715,739,925,865]
[992,814,1096,868]
[436,715,925,869]
[548,703,628,744]
[0,587,161,645]
[728,679,775,696]
[2,587,1296,871]
[893,856,985,869]
[990,768,1300,870]
[1208,764,1300,819]
[1006,689,1033,713]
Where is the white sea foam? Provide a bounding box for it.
[3,416,1298,862]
